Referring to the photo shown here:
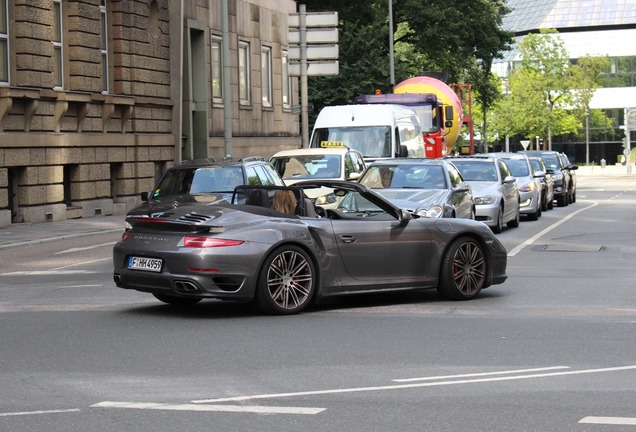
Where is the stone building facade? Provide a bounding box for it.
[0,0,300,226]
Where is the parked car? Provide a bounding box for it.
[487,152,542,220]
[527,156,554,211]
[357,158,475,219]
[127,157,284,220]
[448,156,520,233]
[559,152,578,203]
[113,181,508,314]
[521,150,571,207]
[269,146,366,208]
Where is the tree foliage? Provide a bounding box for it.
[488,29,609,147]
[301,0,513,122]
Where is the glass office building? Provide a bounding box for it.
[493,0,636,164]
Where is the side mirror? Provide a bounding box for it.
[445,105,454,121]
[570,164,579,170]
[503,175,516,184]
[534,170,546,178]
[141,191,149,202]
[397,144,409,158]
[546,168,555,175]
[397,208,411,226]
[348,172,361,181]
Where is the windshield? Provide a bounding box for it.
[271,154,341,180]
[540,154,559,170]
[503,159,530,177]
[152,166,244,198]
[452,161,497,182]
[360,164,446,189]
[311,126,391,158]
[408,104,438,133]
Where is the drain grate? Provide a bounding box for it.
[541,244,604,252]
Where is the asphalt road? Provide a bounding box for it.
[0,175,635,432]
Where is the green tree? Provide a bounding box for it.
[489,29,610,150]
[302,0,513,126]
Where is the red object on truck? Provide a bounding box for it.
[356,76,467,158]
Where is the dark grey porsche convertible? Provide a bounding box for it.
[113,181,508,315]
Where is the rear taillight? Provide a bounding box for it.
[183,237,244,248]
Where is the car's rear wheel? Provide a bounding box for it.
[548,197,554,209]
[256,245,315,315]
[492,207,503,234]
[153,293,202,306]
[437,236,486,300]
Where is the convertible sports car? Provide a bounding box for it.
[113,181,508,315]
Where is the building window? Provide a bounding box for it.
[52,0,64,89]
[261,45,272,107]
[238,40,250,104]
[282,50,291,108]
[100,0,109,93]
[0,0,8,84]
[210,35,222,102]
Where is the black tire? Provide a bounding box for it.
[492,207,503,234]
[541,194,548,211]
[571,189,576,203]
[527,206,539,221]
[548,197,554,210]
[256,245,315,315]
[507,209,520,228]
[437,236,486,300]
[557,194,567,207]
[153,293,202,306]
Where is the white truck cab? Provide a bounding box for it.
[309,104,425,162]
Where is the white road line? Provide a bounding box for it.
[0,409,80,417]
[1,270,98,276]
[192,364,636,404]
[52,257,112,270]
[392,366,570,382]
[508,201,598,257]
[91,401,325,415]
[580,416,636,425]
[54,242,117,255]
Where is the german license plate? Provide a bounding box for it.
[128,256,163,272]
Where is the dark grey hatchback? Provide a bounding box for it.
[128,157,284,220]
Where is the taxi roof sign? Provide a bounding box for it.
[320,141,345,148]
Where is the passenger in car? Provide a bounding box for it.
[272,190,297,215]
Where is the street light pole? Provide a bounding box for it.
[388,0,395,89]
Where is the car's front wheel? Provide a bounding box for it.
[256,245,315,315]
[153,293,202,306]
[437,236,486,300]
[492,207,503,234]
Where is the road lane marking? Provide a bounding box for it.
[392,366,570,382]
[192,364,636,404]
[91,401,325,415]
[0,409,80,417]
[1,270,98,276]
[508,201,598,257]
[54,242,116,255]
[580,416,636,425]
[52,257,112,270]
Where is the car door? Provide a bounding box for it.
[330,192,433,286]
[497,159,518,219]
[446,163,473,218]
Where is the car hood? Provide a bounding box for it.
[373,188,448,210]
[465,181,499,197]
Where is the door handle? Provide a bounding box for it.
[339,234,356,243]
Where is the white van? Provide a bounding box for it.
[309,104,425,162]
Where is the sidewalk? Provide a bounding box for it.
[0,214,124,250]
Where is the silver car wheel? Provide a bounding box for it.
[257,246,315,314]
[437,237,486,300]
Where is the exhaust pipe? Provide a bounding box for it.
[174,280,200,293]
[113,274,122,285]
